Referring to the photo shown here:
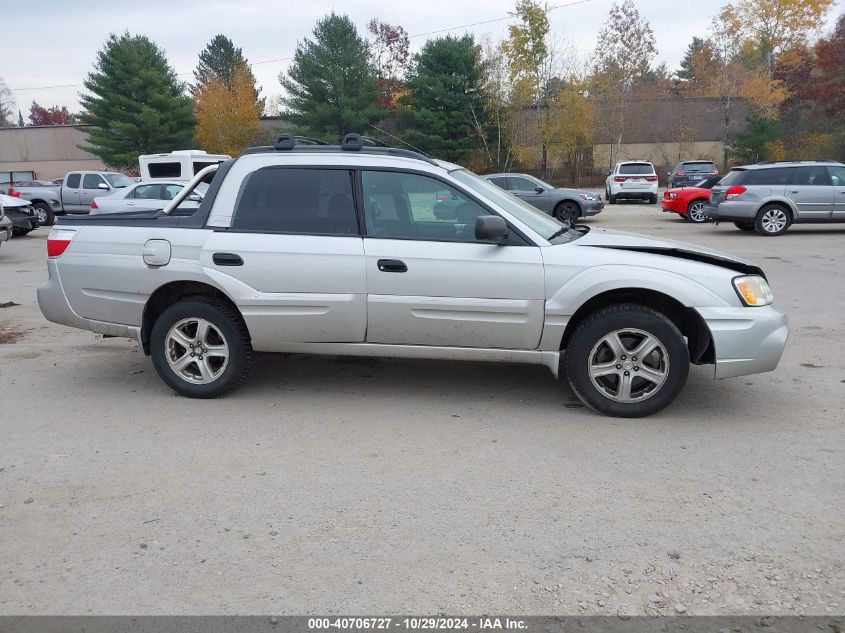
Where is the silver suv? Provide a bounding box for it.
[707,160,845,235]
[38,134,789,418]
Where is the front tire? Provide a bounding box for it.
[686,199,708,223]
[33,203,55,226]
[555,200,581,223]
[150,297,254,398]
[12,228,32,237]
[564,304,689,418]
[755,204,791,236]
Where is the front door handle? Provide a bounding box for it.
[213,252,243,266]
[377,259,407,273]
[789,189,799,193]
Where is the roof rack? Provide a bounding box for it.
[243,132,439,166]
[755,159,839,165]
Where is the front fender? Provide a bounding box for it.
[546,265,731,315]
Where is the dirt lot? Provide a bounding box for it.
[0,205,843,615]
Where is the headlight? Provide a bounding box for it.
[733,275,773,306]
[578,193,597,201]
[668,192,678,199]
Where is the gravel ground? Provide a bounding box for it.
[0,204,843,615]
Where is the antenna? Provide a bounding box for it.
[368,123,430,156]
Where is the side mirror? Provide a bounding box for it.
[534,186,545,193]
[475,215,508,243]
[605,170,611,177]
[98,182,110,190]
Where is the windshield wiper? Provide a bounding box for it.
[548,224,574,240]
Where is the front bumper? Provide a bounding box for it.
[582,200,604,216]
[696,305,789,379]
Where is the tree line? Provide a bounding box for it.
[0,0,841,176]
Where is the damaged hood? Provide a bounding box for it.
[573,227,765,277]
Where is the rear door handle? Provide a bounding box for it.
[213,252,243,266]
[377,259,407,273]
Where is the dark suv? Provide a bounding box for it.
[669,161,719,188]
[706,160,845,235]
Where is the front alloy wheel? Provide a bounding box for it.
[556,201,580,223]
[565,303,689,417]
[588,329,669,403]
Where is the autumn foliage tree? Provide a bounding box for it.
[591,0,657,168]
[194,65,261,156]
[367,19,410,109]
[28,101,75,125]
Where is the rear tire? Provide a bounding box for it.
[33,203,55,226]
[607,189,617,205]
[649,195,658,205]
[734,221,754,231]
[150,297,254,398]
[564,304,689,418]
[754,204,791,236]
[11,228,32,237]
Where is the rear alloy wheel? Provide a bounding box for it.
[555,201,580,223]
[151,297,253,398]
[33,203,55,226]
[734,221,755,231]
[686,200,708,223]
[564,303,689,417]
[755,205,791,236]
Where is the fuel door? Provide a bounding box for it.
[143,239,171,267]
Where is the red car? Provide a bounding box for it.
[661,175,722,224]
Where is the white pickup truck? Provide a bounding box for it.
[37,134,789,417]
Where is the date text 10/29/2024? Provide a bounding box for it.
[308,618,528,631]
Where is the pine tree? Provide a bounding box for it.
[280,13,385,138]
[17,110,24,127]
[192,34,263,113]
[80,33,194,168]
[398,35,485,162]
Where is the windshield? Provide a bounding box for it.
[451,169,581,242]
[104,173,134,188]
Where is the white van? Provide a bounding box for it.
[138,150,230,182]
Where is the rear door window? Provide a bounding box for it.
[791,166,832,186]
[132,184,163,199]
[232,168,358,235]
[489,177,509,190]
[619,163,655,175]
[65,173,81,188]
[510,177,537,191]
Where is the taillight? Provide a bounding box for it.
[47,228,77,257]
[676,171,686,177]
[725,185,747,200]
[91,199,98,209]
[436,193,449,202]
[646,176,657,182]
[613,176,627,182]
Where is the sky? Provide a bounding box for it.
[2,0,841,117]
